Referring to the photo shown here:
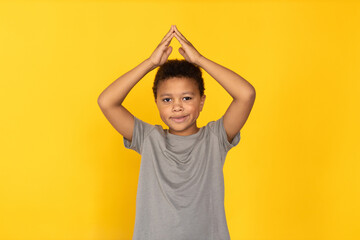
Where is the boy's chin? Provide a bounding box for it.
[166,124,185,133]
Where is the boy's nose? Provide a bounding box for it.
[172,101,183,112]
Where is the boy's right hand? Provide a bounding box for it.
[148,25,175,69]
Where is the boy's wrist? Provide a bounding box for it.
[145,58,159,71]
[144,58,154,70]
[195,55,206,67]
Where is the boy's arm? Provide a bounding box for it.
[197,57,256,142]
[173,25,256,143]
[97,58,154,141]
[97,26,176,141]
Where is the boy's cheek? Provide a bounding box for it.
[158,108,170,119]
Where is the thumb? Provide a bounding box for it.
[178,47,185,56]
[160,46,172,64]
[178,47,189,61]
[165,46,173,58]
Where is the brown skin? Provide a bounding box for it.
[172,25,256,142]
[155,77,206,136]
[97,25,255,143]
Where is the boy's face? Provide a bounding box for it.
[155,77,206,136]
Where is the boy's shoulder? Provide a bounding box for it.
[203,116,224,132]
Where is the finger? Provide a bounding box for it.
[158,32,174,50]
[163,32,175,47]
[174,27,187,43]
[174,30,192,48]
[173,25,189,43]
[160,25,173,42]
[160,25,175,44]
[173,31,187,46]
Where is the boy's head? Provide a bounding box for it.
[153,59,205,99]
[153,59,206,136]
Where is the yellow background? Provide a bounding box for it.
[1,0,359,239]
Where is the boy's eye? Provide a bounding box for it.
[162,98,171,102]
[183,97,192,101]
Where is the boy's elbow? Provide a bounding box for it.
[97,95,110,108]
[250,87,256,98]
[241,87,256,100]
[248,89,256,103]
[97,95,105,106]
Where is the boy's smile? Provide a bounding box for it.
[171,115,189,123]
[155,77,206,136]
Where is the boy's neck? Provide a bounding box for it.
[168,125,200,136]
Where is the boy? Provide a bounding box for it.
[98,25,256,240]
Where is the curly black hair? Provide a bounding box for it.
[153,59,205,99]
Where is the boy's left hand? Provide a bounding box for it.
[173,25,203,65]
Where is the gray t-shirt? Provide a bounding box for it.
[124,116,241,240]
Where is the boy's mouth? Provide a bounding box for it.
[170,115,189,123]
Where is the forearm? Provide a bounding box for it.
[197,56,255,100]
[98,58,155,107]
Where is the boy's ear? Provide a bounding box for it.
[200,95,206,111]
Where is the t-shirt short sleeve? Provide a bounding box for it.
[123,116,155,154]
[208,116,241,153]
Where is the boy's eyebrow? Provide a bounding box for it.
[159,92,195,97]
